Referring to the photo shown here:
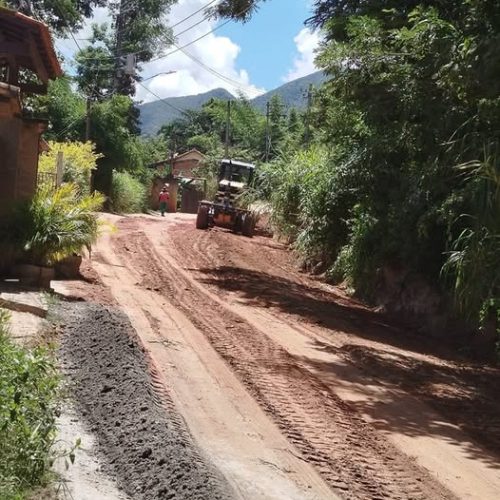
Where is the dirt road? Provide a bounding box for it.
[66,213,500,499]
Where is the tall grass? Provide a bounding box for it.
[442,146,500,324]
[110,171,147,214]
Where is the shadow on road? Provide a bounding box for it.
[197,265,500,469]
[197,266,454,359]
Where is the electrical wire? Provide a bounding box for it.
[73,0,220,61]
[137,81,191,117]
[172,44,255,93]
[170,0,219,29]
[149,16,238,63]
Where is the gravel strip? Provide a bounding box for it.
[58,302,234,500]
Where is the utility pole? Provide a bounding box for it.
[85,97,91,142]
[305,83,313,147]
[113,0,126,92]
[225,100,231,158]
[265,101,270,162]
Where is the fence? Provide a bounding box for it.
[37,171,57,189]
[36,151,63,190]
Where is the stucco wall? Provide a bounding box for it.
[0,99,43,215]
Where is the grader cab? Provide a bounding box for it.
[196,159,256,237]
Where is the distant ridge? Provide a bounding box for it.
[139,71,327,136]
[139,88,234,136]
[251,71,327,112]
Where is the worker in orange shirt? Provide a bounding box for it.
[158,184,169,217]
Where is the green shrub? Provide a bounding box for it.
[1,184,105,266]
[110,171,147,214]
[0,310,59,499]
[38,141,102,195]
[329,206,382,298]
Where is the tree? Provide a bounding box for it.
[5,0,105,33]
[267,94,286,158]
[209,0,267,22]
[230,1,500,336]
[158,97,266,161]
[35,77,86,141]
[89,94,144,193]
[74,0,175,98]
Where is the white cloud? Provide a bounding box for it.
[139,0,265,101]
[56,1,265,101]
[284,28,320,82]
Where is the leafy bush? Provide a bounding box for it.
[0,310,59,499]
[110,171,147,214]
[329,207,381,298]
[1,184,104,266]
[38,141,102,195]
[256,3,500,334]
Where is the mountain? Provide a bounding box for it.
[139,71,327,136]
[251,71,327,112]
[139,87,233,136]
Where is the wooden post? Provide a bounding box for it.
[56,151,64,187]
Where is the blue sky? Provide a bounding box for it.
[217,0,314,89]
[62,0,320,101]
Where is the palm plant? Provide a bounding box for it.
[6,184,104,267]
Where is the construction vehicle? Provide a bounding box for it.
[196,159,256,237]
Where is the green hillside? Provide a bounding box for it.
[139,87,233,136]
[251,71,327,112]
[138,71,327,135]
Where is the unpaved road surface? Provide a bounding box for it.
[63,213,500,499]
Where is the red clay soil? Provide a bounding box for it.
[70,214,500,499]
[108,216,458,499]
[165,219,500,462]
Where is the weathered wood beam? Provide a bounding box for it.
[7,57,19,85]
[0,41,30,58]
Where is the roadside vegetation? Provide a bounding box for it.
[0,310,59,500]
[1,184,104,268]
[110,171,148,214]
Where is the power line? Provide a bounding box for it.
[149,16,236,63]
[71,0,221,61]
[137,81,190,117]
[174,13,211,38]
[68,31,83,52]
[170,0,219,29]
[173,44,255,93]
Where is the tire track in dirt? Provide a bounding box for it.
[112,221,453,500]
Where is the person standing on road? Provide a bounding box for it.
[158,185,169,217]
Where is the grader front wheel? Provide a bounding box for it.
[196,205,209,230]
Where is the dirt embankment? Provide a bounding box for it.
[58,302,234,500]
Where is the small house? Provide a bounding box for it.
[150,149,206,213]
[151,149,205,179]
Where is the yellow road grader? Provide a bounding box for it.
[196,159,256,237]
